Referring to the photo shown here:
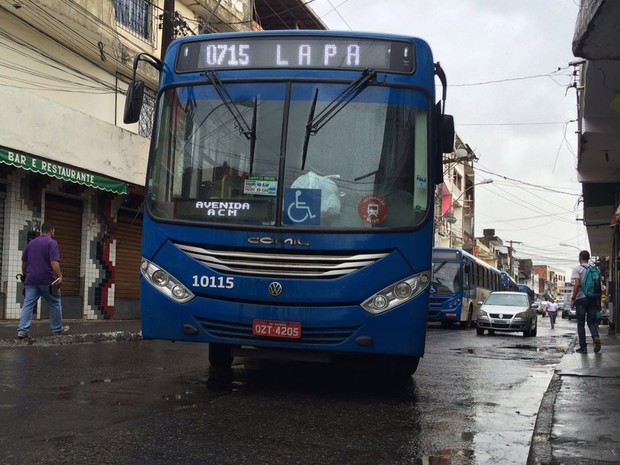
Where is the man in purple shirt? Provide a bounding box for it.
[17,222,68,338]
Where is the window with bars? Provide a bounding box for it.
[113,0,154,42]
[139,89,156,138]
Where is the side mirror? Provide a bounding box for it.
[123,81,145,124]
[440,114,455,153]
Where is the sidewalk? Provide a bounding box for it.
[528,327,620,464]
[0,319,142,345]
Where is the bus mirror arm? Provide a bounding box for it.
[434,62,447,114]
[123,53,163,125]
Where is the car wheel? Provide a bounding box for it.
[476,327,484,336]
[531,319,538,337]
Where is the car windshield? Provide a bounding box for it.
[485,293,528,307]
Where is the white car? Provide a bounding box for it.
[476,291,538,337]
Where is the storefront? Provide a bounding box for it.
[0,146,142,320]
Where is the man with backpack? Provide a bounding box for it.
[570,250,601,353]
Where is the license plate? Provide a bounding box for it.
[252,319,301,339]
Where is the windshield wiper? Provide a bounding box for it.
[301,69,377,170]
[433,260,448,274]
[206,71,257,170]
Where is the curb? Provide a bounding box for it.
[527,336,578,465]
[527,372,561,465]
[0,330,143,347]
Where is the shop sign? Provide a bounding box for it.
[0,147,128,194]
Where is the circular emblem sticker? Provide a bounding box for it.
[358,195,388,225]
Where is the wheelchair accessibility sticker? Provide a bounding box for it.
[284,188,321,225]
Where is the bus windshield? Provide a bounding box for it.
[147,80,430,229]
[431,261,461,294]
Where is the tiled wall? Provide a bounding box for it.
[2,172,123,320]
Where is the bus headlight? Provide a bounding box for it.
[152,270,169,287]
[360,271,430,314]
[141,258,194,303]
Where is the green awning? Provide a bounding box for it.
[0,147,128,195]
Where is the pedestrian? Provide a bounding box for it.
[570,250,601,353]
[17,222,68,339]
[547,296,558,329]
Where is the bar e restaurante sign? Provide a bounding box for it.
[0,147,127,195]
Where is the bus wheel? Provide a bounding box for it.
[391,356,420,378]
[208,343,234,369]
[460,306,474,329]
[476,327,484,336]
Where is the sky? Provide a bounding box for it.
[305,0,585,274]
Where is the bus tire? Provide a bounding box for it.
[476,327,484,336]
[208,343,234,368]
[460,305,474,329]
[392,356,420,378]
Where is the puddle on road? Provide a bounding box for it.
[424,447,475,464]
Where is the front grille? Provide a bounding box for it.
[174,242,388,278]
[196,317,358,344]
[489,313,512,319]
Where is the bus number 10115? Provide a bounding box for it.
[192,275,235,289]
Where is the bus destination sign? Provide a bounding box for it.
[176,36,415,73]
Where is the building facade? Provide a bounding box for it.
[0,0,324,320]
[435,135,479,252]
[572,0,620,332]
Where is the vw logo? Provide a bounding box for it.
[268,282,283,297]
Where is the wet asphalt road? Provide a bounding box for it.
[0,315,574,465]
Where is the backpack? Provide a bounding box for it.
[580,265,602,299]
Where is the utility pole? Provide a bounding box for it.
[161,0,175,60]
[507,240,522,280]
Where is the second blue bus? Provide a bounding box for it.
[429,247,504,327]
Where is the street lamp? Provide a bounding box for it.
[559,243,581,251]
[451,179,493,207]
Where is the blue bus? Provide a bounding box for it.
[500,270,519,292]
[429,248,503,327]
[124,30,454,376]
[517,284,535,305]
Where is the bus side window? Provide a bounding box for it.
[464,265,470,289]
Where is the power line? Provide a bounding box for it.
[475,165,581,197]
[451,69,571,87]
